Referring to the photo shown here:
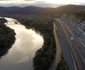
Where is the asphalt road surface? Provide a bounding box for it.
[55,19,85,70]
[54,19,73,70]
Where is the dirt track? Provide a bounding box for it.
[49,22,61,70]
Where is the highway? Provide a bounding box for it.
[55,18,85,70]
[54,19,73,70]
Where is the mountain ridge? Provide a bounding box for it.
[0,5,85,17]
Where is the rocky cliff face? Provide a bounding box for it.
[61,14,85,46]
[61,14,85,24]
[61,14,78,23]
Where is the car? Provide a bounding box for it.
[71,37,74,40]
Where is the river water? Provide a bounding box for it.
[0,17,44,70]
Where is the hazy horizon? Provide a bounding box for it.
[0,0,85,7]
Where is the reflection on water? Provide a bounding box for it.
[0,17,44,70]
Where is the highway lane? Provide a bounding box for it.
[56,19,85,70]
[62,19,85,58]
[64,19,85,46]
[54,20,73,70]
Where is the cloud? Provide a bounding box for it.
[0,2,62,7]
[0,0,84,7]
[0,0,35,1]
[77,3,85,5]
[24,0,35,1]
[0,0,59,7]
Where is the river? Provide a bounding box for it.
[0,17,44,70]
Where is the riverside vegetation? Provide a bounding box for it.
[0,18,16,58]
[17,16,56,70]
[15,16,68,70]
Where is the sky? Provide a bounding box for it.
[0,0,85,7]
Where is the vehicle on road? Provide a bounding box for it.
[71,37,74,40]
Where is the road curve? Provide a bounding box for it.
[54,19,73,70]
[56,18,85,70]
[49,22,61,70]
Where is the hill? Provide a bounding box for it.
[0,6,55,17]
[55,5,85,14]
[0,5,85,17]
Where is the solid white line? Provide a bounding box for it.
[71,23,75,27]
[81,23,85,27]
[77,27,85,36]
[70,22,85,36]
[68,28,85,48]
